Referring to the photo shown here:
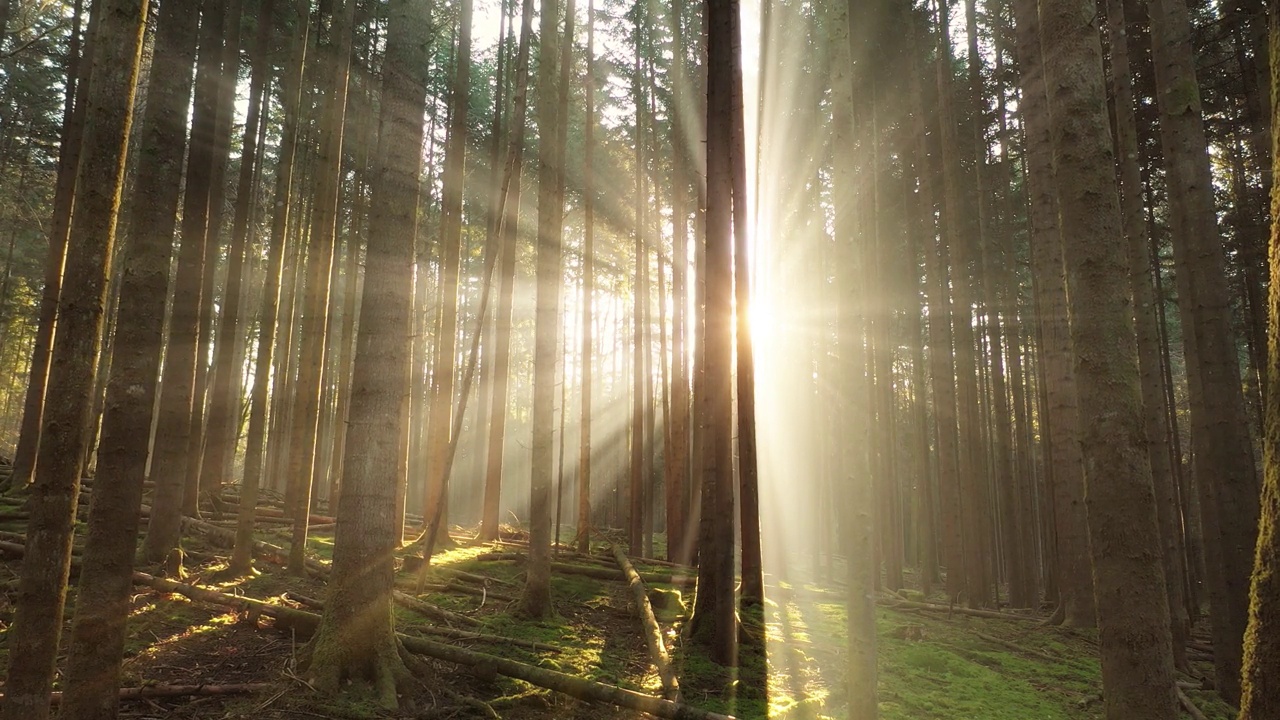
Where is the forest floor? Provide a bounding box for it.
[0,490,1237,719]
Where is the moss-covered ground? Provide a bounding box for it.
[0,501,1237,719]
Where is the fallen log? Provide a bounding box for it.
[0,683,273,705]
[477,552,695,587]
[252,507,337,525]
[496,540,693,571]
[614,546,680,701]
[285,593,558,653]
[178,517,480,628]
[129,572,734,719]
[968,630,1058,662]
[1176,687,1209,720]
[876,598,1038,623]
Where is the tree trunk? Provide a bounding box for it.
[1239,5,1280,716]
[1105,0,1189,668]
[143,0,231,562]
[0,1,147,717]
[480,0,535,543]
[1039,0,1179,717]
[288,0,356,575]
[576,0,596,555]
[1148,0,1261,701]
[232,0,310,574]
[8,0,89,493]
[1011,0,1096,627]
[423,0,475,548]
[524,0,563,619]
[300,0,428,706]
[55,1,197,716]
[200,0,272,505]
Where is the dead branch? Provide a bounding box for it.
[614,545,680,701]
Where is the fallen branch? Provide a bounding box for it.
[1176,687,1209,720]
[285,593,558,653]
[497,540,693,570]
[969,630,1058,662]
[614,546,680,701]
[0,683,274,705]
[478,552,694,587]
[133,569,733,719]
[178,517,480,627]
[877,598,1037,623]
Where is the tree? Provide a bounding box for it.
[200,0,275,508]
[576,0,596,554]
[55,0,198,714]
[232,0,310,574]
[1148,0,1261,700]
[524,0,564,619]
[423,0,476,547]
[143,0,234,562]
[692,0,738,668]
[301,0,429,706]
[480,0,535,544]
[1105,0,1189,666]
[1239,4,1280,714]
[0,0,148,716]
[287,0,356,574]
[1039,0,1179,716]
[1011,0,1095,627]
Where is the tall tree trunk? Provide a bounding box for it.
[56,0,198,715]
[1040,0,1179,717]
[423,0,476,546]
[144,0,232,562]
[232,0,310,574]
[480,0,534,543]
[1239,11,1280,716]
[288,0,357,575]
[1011,0,1095,627]
[576,0,596,555]
[524,0,563,619]
[301,0,428,704]
[731,0,762,611]
[0,0,147,717]
[201,0,273,504]
[8,0,89,492]
[936,0,989,609]
[693,0,737,667]
[1148,0,1261,701]
[1105,0,1189,668]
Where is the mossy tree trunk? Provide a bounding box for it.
[56,0,198,714]
[0,0,148,717]
[302,0,429,707]
[1238,3,1280,715]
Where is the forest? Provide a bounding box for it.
[0,0,1277,717]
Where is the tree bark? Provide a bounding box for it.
[300,0,428,705]
[56,0,198,716]
[1239,5,1280,715]
[0,1,147,717]
[1039,0,1179,717]
[525,0,563,619]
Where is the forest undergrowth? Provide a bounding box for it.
[0,489,1231,719]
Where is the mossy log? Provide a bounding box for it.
[286,592,559,653]
[477,552,695,587]
[614,545,680,700]
[877,598,1038,622]
[126,570,734,719]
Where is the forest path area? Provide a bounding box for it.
[0,489,1238,719]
